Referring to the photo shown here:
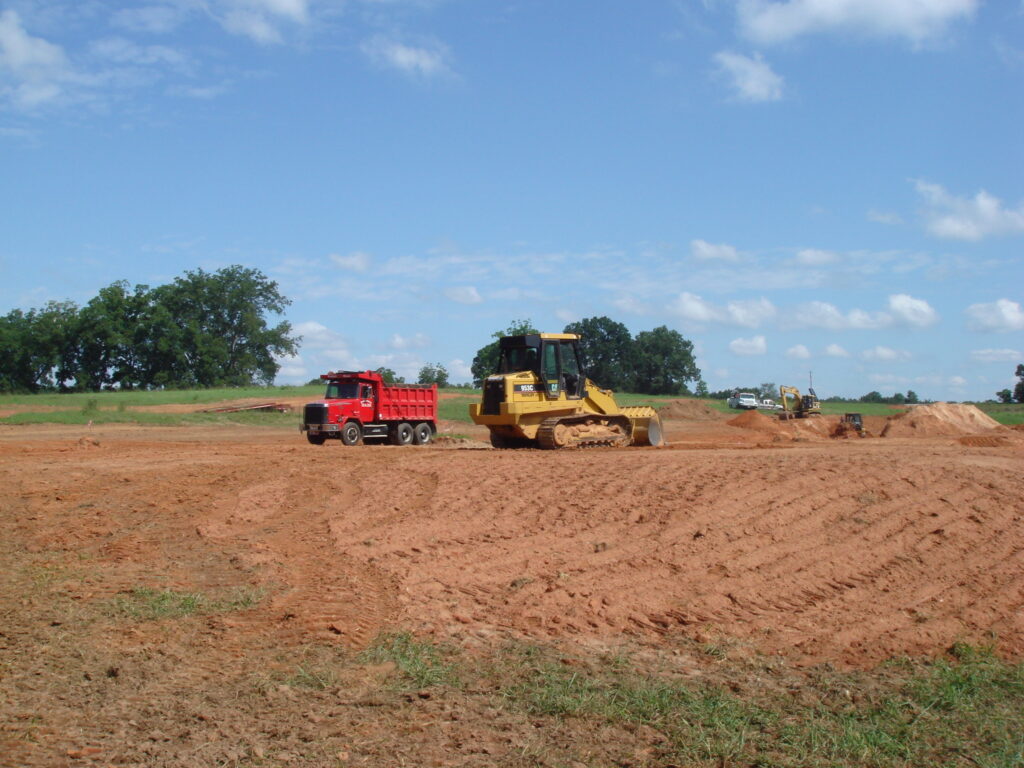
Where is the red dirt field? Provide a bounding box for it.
[1,405,1023,765]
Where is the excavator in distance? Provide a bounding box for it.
[469,332,665,449]
[778,384,822,420]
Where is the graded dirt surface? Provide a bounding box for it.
[2,408,1023,766]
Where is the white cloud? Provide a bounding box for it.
[448,358,472,382]
[445,286,482,304]
[0,9,71,109]
[293,320,346,349]
[274,352,307,381]
[361,36,452,78]
[792,300,884,330]
[691,239,741,261]
[90,37,189,70]
[965,299,1024,332]
[218,0,310,43]
[669,292,776,328]
[887,293,938,328]
[970,348,1021,363]
[861,346,911,361]
[791,294,937,330]
[729,335,767,355]
[330,251,371,272]
[915,180,1024,240]
[786,344,811,359]
[713,50,783,102]
[389,333,429,350]
[825,343,850,358]
[727,297,777,327]
[111,5,188,34]
[737,0,980,46]
[867,209,904,225]
[869,373,910,386]
[670,292,718,323]
[795,248,838,266]
[612,295,648,314]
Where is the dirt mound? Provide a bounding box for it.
[657,399,722,420]
[726,409,781,432]
[881,403,1003,438]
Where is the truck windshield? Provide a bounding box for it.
[325,380,360,399]
[497,346,539,375]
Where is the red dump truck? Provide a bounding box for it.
[301,370,438,446]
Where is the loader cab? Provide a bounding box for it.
[497,334,585,400]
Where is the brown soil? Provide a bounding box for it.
[656,399,724,420]
[2,409,1023,765]
[880,402,1004,438]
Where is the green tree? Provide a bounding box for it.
[996,389,1013,404]
[0,310,36,392]
[470,319,539,387]
[631,325,700,395]
[906,390,920,404]
[148,266,298,387]
[2,301,82,391]
[75,281,153,390]
[417,363,449,387]
[860,391,885,403]
[757,381,776,401]
[375,366,404,384]
[562,316,634,390]
[695,379,709,398]
[1015,364,1024,403]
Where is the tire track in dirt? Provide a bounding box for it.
[195,451,403,649]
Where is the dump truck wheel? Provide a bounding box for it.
[340,422,362,446]
[306,433,326,446]
[413,423,433,445]
[391,422,413,446]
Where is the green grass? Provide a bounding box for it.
[977,402,1024,426]
[0,383,323,409]
[0,408,302,427]
[488,642,1024,767]
[110,586,264,620]
[358,632,460,689]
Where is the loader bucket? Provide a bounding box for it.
[622,407,665,447]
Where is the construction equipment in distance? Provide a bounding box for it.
[838,412,871,437]
[469,332,665,449]
[778,384,821,420]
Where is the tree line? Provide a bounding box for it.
[470,317,702,395]
[0,266,298,393]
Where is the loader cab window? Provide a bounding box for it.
[498,345,539,376]
[325,380,360,399]
[560,340,583,399]
[543,342,560,396]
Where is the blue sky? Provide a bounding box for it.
[2,0,1023,400]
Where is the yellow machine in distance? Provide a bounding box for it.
[469,332,664,449]
[778,384,822,420]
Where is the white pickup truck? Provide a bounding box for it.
[727,392,759,409]
[759,398,783,410]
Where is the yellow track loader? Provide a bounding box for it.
[469,332,664,449]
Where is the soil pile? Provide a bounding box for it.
[726,409,781,432]
[881,403,1003,438]
[657,399,722,420]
